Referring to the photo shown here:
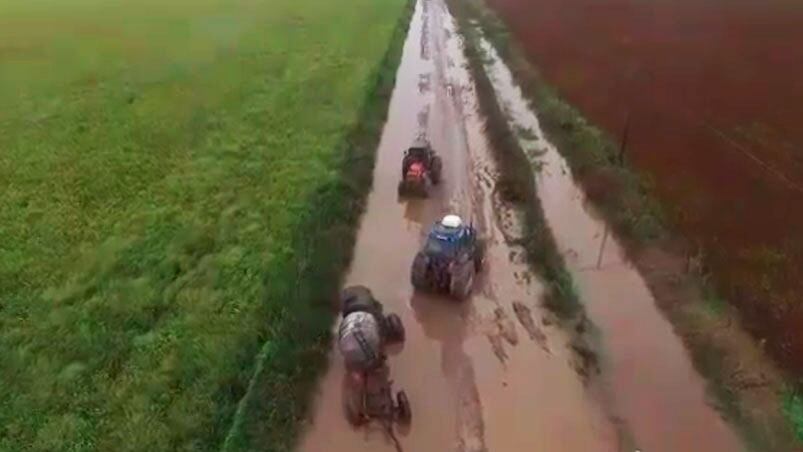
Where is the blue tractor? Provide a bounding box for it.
[410,215,484,299]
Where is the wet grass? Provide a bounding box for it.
[0,0,409,450]
[689,338,762,449]
[220,2,415,449]
[783,390,803,442]
[702,285,729,316]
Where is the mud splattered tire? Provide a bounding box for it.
[430,156,443,185]
[473,239,486,272]
[384,313,405,344]
[411,253,429,290]
[343,386,366,427]
[451,264,475,300]
[342,292,379,317]
[395,391,411,424]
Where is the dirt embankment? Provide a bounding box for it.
[486,0,803,375]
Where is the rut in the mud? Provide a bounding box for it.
[297,0,617,450]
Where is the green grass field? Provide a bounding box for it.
[0,0,409,449]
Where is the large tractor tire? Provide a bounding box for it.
[430,156,443,185]
[450,263,475,300]
[384,313,405,344]
[341,286,381,317]
[401,155,413,178]
[343,382,367,426]
[411,253,429,290]
[473,239,486,272]
[395,391,412,424]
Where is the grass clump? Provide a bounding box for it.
[783,389,803,442]
[0,0,410,450]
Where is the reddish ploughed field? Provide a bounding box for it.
[486,0,803,372]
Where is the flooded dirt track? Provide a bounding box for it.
[476,35,745,452]
[296,0,618,450]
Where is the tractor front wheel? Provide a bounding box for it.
[451,264,475,300]
[343,384,367,426]
[384,313,405,344]
[395,391,411,424]
[431,156,443,185]
[411,254,429,290]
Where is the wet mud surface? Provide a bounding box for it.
[296,0,617,450]
[475,34,745,452]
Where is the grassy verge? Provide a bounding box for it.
[453,0,802,449]
[220,2,415,450]
[784,390,803,441]
[0,0,409,450]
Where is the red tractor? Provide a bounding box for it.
[398,141,443,198]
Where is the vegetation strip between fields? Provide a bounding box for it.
[219,2,416,450]
[450,0,803,449]
[444,0,602,383]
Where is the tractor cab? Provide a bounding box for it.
[423,216,474,259]
[404,146,431,163]
[411,215,484,299]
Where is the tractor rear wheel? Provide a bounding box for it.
[341,286,378,317]
[411,254,429,290]
[343,384,367,426]
[395,391,411,424]
[431,156,443,184]
[451,264,475,300]
[384,313,405,344]
[473,239,486,272]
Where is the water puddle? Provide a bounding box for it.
[474,29,746,452]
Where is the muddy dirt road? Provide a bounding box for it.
[296,0,745,451]
[297,0,616,450]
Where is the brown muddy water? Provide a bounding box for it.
[295,0,619,451]
[474,32,745,452]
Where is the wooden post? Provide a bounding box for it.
[596,224,609,269]
[619,111,631,166]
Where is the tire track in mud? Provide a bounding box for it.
[296,1,619,450]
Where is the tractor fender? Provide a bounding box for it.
[450,260,475,300]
